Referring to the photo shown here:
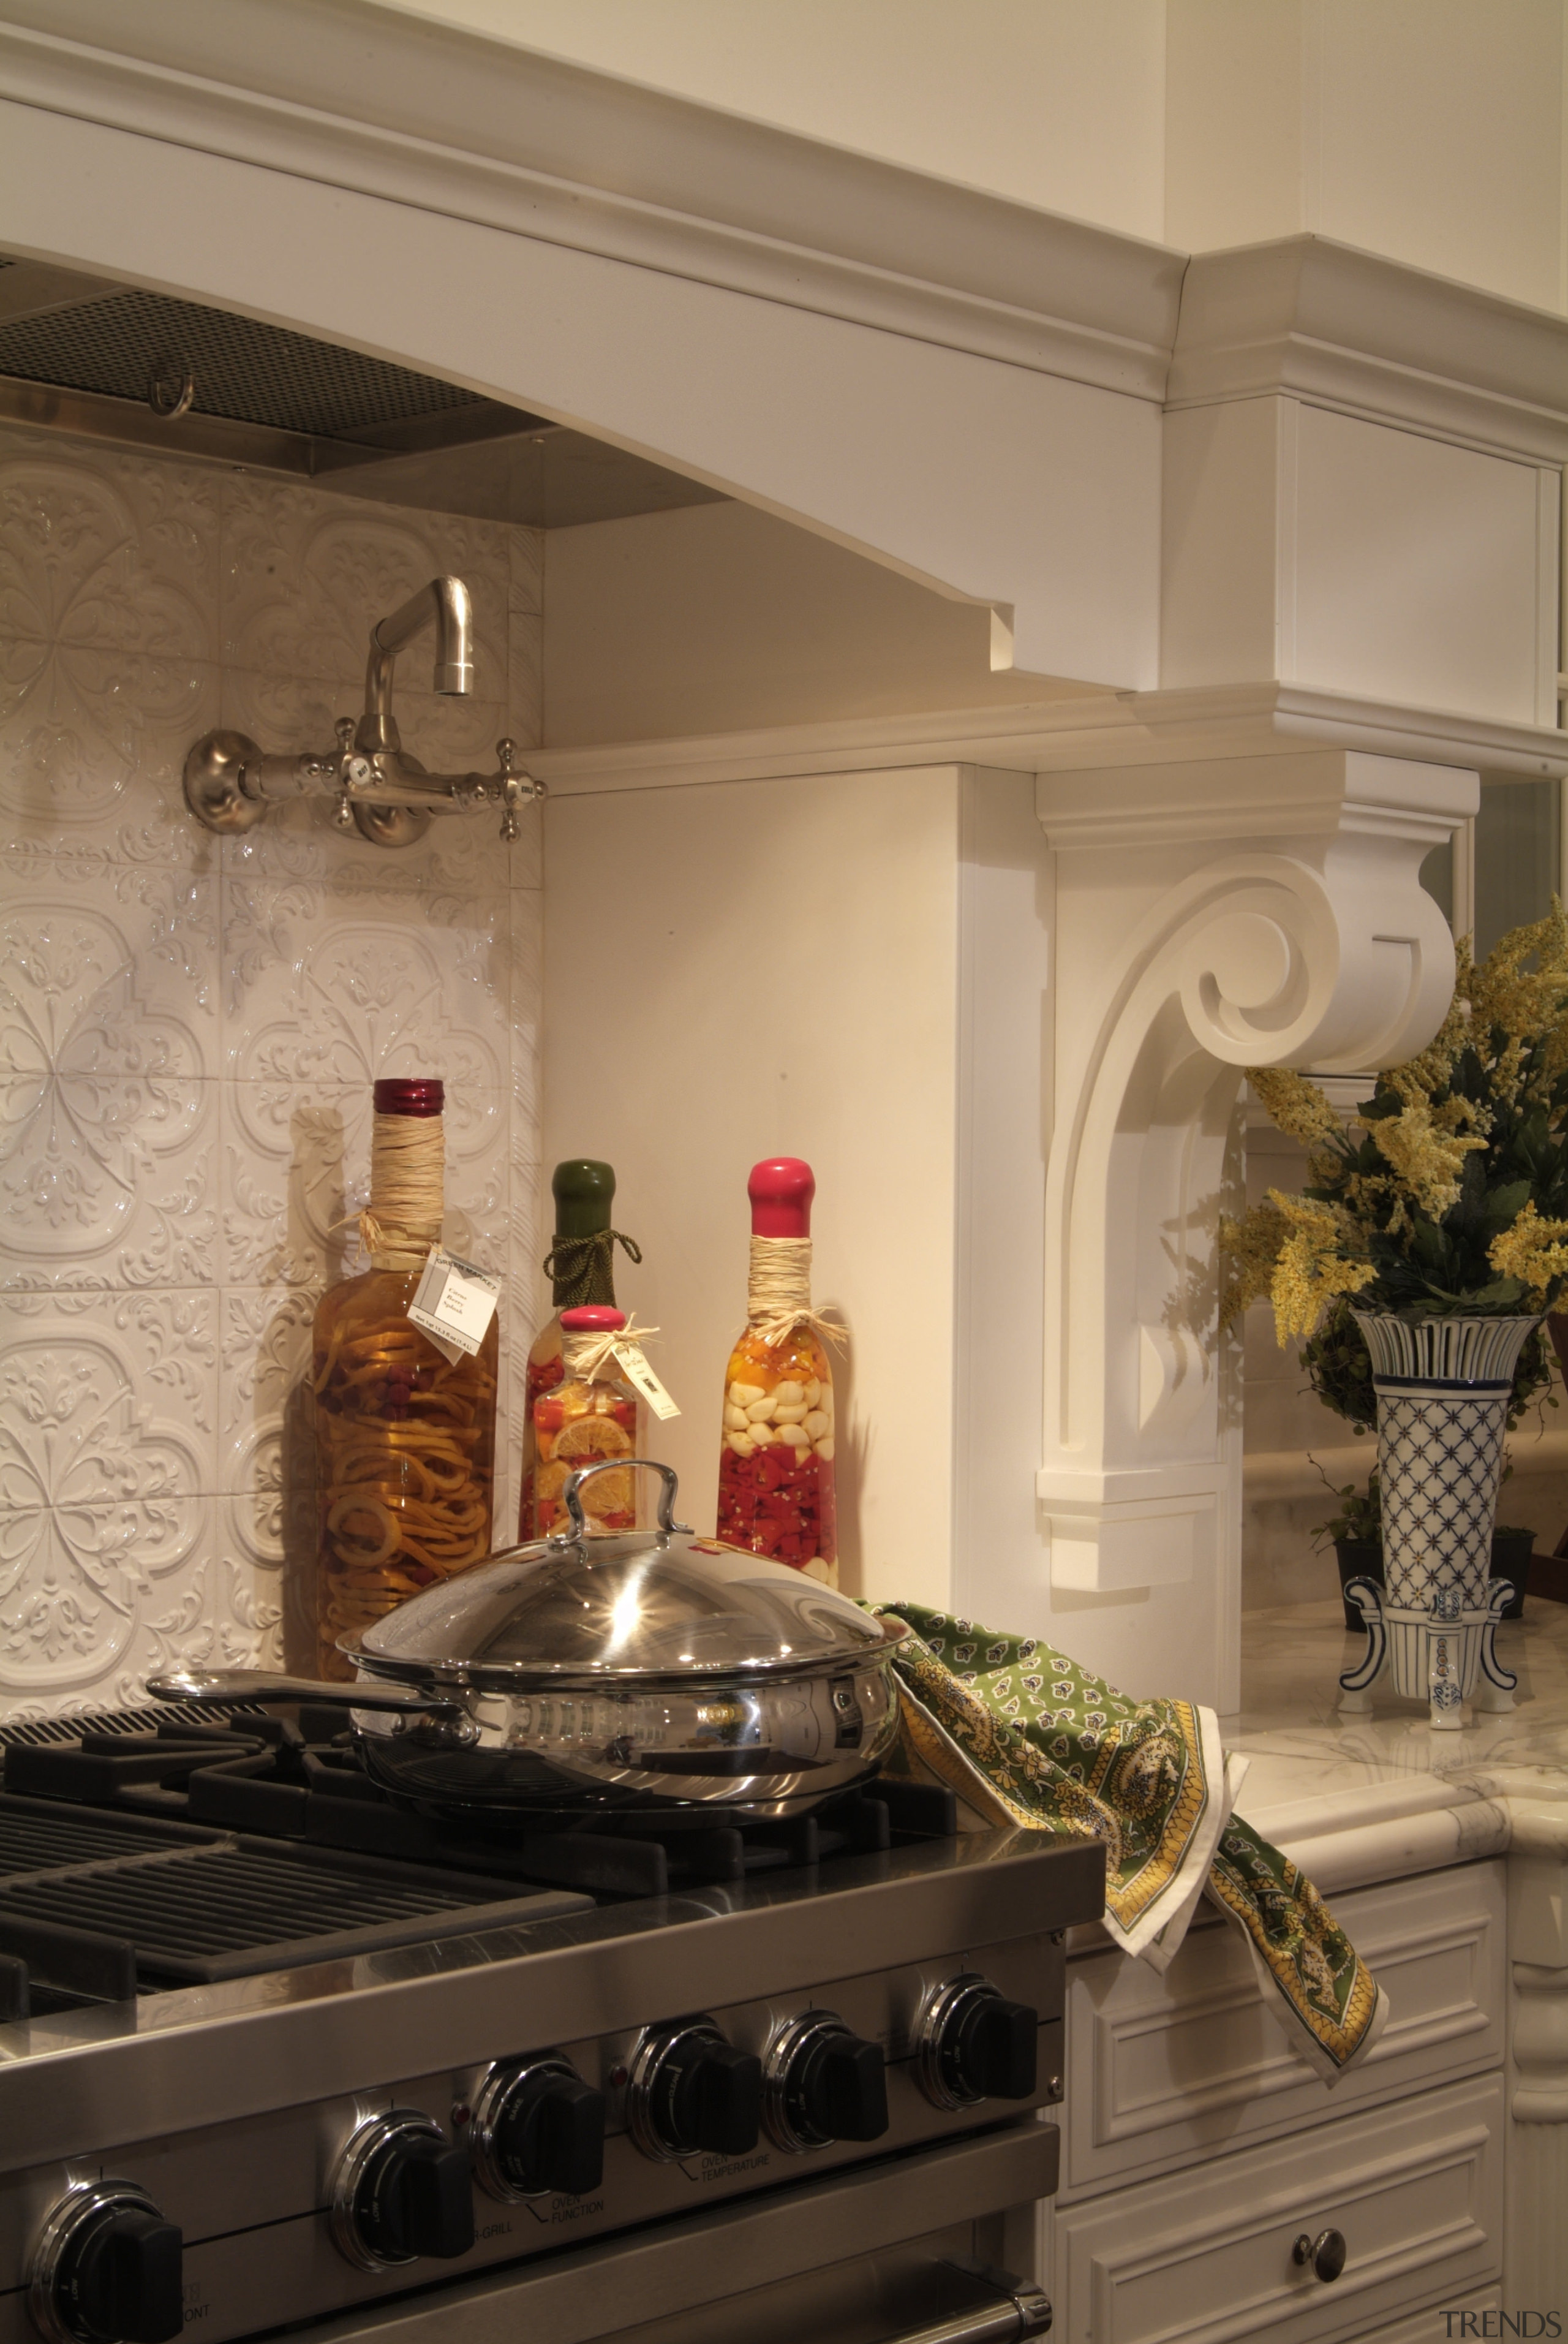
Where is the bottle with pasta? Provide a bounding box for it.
[529,1306,642,1536]
[311,1077,500,1679]
[519,1160,641,1540]
[716,1158,840,1587]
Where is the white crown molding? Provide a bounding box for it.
[1169,236,1568,463]
[526,682,1568,798]
[4,10,1562,471]
[1036,745,1477,853]
[0,0,1183,402]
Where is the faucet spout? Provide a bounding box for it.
[359,576,474,754]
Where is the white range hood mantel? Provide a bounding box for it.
[2,0,1564,1709]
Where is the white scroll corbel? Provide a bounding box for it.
[1036,748,1476,1627]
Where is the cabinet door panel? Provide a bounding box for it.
[1052,2072,1502,2344]
[1063,1861,1504,2198]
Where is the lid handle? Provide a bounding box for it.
[558,1458,692,1541]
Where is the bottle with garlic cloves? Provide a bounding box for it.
[715,1157,839,1586]
[311,1078,500,1680]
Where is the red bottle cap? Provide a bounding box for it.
[560,1306,626,1331]
[748,1158,814,1238]
[372,1078,444,1117]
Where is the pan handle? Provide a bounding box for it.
[145,1666,456,1718]
[559,1458,692,1541]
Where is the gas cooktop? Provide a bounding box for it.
[0,1699,1103,2344]
[0,1699,956,2014]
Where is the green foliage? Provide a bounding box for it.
[1309,1461,1381,1549]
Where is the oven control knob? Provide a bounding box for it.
[28,2182,183,2344]
[628,2020,763,2161]
[330,2112,475,2270]
[917,1976,1038,2109]
[763,2009,889,2152]
[472,2057,606,2199]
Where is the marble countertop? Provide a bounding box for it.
[1228,1594,1568,1891]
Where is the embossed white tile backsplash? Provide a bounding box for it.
[0,424,544,1713]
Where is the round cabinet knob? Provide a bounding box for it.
[1293,2229,1347,2284]
[330,2112,475,2271]
[628,2021,763,2161]
[764,2010,889,2152]
[917,1976,1039,2111]
[472,2057,606,2201]
[29,2182,184,2344]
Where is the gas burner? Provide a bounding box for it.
[0,1699,959,2016]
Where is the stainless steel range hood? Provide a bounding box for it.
[0,255,725,527]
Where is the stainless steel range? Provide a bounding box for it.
[0,1703,1103,2344]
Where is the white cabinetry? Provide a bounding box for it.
[1045,1862,1507,2340]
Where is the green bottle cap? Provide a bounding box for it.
[552,1159,616,1240]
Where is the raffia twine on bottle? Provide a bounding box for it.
[343,1111,445,1270]
[746,1236,848,1353]
[563,1314,662,1383]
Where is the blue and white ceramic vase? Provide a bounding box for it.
[1338,1312,1538,1729]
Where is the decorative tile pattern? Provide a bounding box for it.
[0,1293,216,1699]
[0,424,545,1713]
[0,429,222,863]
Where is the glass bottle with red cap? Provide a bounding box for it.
[715,1159,839,1586]
[311,1076,500,1679]
[527,1304,641,1537]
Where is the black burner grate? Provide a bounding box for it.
[0,1699,266,1748]
[1,1717,956,1898]
[0,1837,582,1980]
[0,1794,590,2007]
[0,1804,208,1875]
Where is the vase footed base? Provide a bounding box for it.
[1336,1576,1516,1728]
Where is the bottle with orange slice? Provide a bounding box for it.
[529,1305,642,1536]
[715,1159,840,1587]
[520,1160,641,1540]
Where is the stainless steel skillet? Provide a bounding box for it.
[150,1461,904,1822]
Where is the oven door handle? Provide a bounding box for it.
[888,2262,1052,2343]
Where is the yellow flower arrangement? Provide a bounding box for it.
[1488,1200,1568,1302]
[1224,910,1568,1388]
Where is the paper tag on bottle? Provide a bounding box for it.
[407,1247,501,1363]
[614,1341,681,1421]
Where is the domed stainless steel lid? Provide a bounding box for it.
[345,1459,901,1690]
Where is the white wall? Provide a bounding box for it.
[376,0,1170,240]
[541,763,967,1609]
[0,428,545,1715]
[1166,0,1568,316]
[383,0,1568,314]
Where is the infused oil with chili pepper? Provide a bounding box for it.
[717,1158,839,1586]
[311,1078,499,1680]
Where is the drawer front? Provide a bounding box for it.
[1051,2071,1502,2344]
[1062,1860,1504,2198]
[1354,2291,1502,2344]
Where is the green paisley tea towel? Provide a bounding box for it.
[875,1605,1385,2085]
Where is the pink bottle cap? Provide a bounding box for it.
[560,1306,626,1331]
[748,1158,814,1238]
